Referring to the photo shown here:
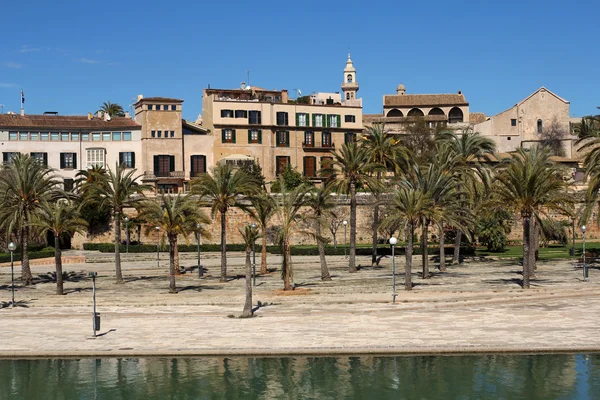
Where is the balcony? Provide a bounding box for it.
[302,142,335,152]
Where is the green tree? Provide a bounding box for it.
[141,194,210,293]
[239,160,266,190]
[0,154,60,285]
[306,184,336,281]
[99,101,126,117]
[494,147,573,288]
[239,224,260,317]
[32,200,88,294]
[270,165,312,192]
[191,164,258,282]
[248,191,276,274]
[75,166,111,236]
[477,209,513,251]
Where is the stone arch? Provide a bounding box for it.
[386,109,404,117]
[428,107,445,116]
[448,107,464,123]
[407,108,424,117]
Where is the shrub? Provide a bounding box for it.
[0,247,56,263]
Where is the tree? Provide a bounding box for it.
[327,206,347,248]
[99,101,126,118]
[239,224,260,317]
[540,118,567,156]
[248,191,276,275]
[93,163,148,283]
[239,160,266,190]
[141,194,210,293]
[191,164,258,282]
[494,147,573,288]
[325,143,379,273]
[32,200,87,295]
[477,209,513,251]
[0,154,61,285]
[401,118,436,164]
[270,165,312,192]
[306,184,336,281]
[75,166,111,236]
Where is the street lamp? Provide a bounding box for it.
[8,242,16,308]
[343,220,348,258]
[196,223,203,278]
[124,216,129,254]
[581,225,588,281]
[155,226,160,268]
[251,223,257,286]
[389,237,397,304]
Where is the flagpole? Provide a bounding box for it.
[20,89,24,115]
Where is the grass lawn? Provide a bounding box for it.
[474,243,600,260]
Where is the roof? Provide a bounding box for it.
[384,93,468,108]
[182,119,210,134]
[136,97,184,103]
[517,87,569,106]
[469,112,487,124]
[0,114,141,130]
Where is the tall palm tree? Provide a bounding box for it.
[191,164,258,282]
[94,163,148,283]
[306,184,336,281]
[32,200,88,295]
[325,143,379,273]
[248,191,276,275]
[75,166,111,235]
[494,147,573,288]
[0,154,61,285]
[141,194,210,293]
[361,124,407,266]
[239,224,260,317]
[99,101,126,117]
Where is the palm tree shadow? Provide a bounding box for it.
[64,287,92,295]
[95,329,117,337]
[226,274,246,282]
[0,300,30,309]
[125,276,164,283]
[178,285,223,292]
[35,271,89,284]
[252,300,272,313]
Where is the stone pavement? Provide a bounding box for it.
[1,251,599,357]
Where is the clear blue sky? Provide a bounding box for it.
[1,0,598,120]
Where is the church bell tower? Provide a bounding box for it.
[342,53,359,101]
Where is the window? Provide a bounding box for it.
[123,132,132,141]
[163,105,169,111]
[19,132,28,141]
[153,155,175,177]
[304,131,314,146]
[344,132,357,144]
[61,133,69,141]
[276,112,289,126]
[347,74,353,83]
[9,132,17,141]
[41,132,49,141]
[51,133,60,141]
[276,131,289,147]
[171,105,177,111]
[322,132,332,147]
[313,114,324,127]
[296,113,309,127]
[345,115,356,123]
[221,109,234,118]
[235,110,248,118]
[2,152,18,163]
[321,156,333,177]
[190,155,207,177]
[30,132,39,141]
[511,119,517,127]
[30,152,47,166]
[80,133,88,141]
[537,119,543,133]
[151,130,156,138]
[448,107,464,124]
[60,153,77,169]
[328,114,340,128]
[86,149,105,169]
[71,133,79,141]
[170,131,175,138]
[63,179,74,192]
[92,133,101,141]
[157,131,162,138]
[507,137,512,141]
[119,152,135,168]
[112,132,121,141]
[248,129,262,144]
[303,156,316,177]
[102,132,110,141]
[222,129,236,143]
[248,110,261,124]
[346,93,350,100]
[275,156,290,176]
[158,184,178,194]
[148,105,153,110]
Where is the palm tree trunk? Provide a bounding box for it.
[260,231,268,275]
[114,210,123,284]
[220,210,227,282]
[349,182,357,273]
[405,222,413,290]
[439,221,446,272]
[169,236,177,293]
[174,241,180,276]
[54,235,63,295]
[422,219,429,279]
[242,247,253,317]
[372,193,379,267]
[530,218,538,278]
[20,224,33,285]
[283,239,292,290]
[522,214,531,289]
[452,230,462,264]
[316,221,331,281]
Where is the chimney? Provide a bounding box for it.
[88,113,93,120]
[20,108,25,116]
[124,111,130,118]
[137,94,143,101]
[97,111,103,118]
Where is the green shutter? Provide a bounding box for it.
[312,114,316,127]
[337,115,341,128]
[73,153,77,169]
[118,152,123,165]
[130,152,135,168]
[296,113,299,126]
[285,131,290,147]
[232,129,236,143]
[153,156,159,176]
[248,130,252,143]
[43,153,48,166]
[169,156,175,172]
[326,114,330,128]
[60,153,65,169]
[306,113,310,127]
[221,130,226,143]
[258,130,262,144]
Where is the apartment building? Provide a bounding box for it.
[202,54,363,184]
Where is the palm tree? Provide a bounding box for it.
[93,163,148,283]
[325,143,379,273]
[239,224,260,317]
[99,101,126,117]
[32,201,88,295]
[75,166,111,236]
[141,194,210,293]
[306,184,336,281]
[0,154,61,285]
[191,164,258,282]
[248,191,276,275]
[361,124,407,266]
[494,147,573,288]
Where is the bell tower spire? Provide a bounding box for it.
[342,52,359,102]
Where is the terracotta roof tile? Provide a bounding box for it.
[137,97,183,103]
[469,112,487,124]
[384,93,468,107]
[0,114,141,130]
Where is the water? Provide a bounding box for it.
[1,354,599,399]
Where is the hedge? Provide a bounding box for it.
[0,247,56,263]
[83,243,247,253]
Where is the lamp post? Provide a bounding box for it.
[196,223,202,278]
[8,242,16,308]
[251,223,257,286]
[343,220,348,258]
[155,226,160,268]
[88,271,99,337]
[582,225,588,281]
[124,216,129,254]
[389,237,397,303]
[570,216,576,256]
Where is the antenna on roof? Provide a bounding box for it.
[293,89,302,98]
[247,70,250,88]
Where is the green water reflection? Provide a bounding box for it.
[1,354,599,399]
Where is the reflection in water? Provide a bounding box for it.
[0,354,596,399]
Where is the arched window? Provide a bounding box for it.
[448,107,464,124]
[387,109,404,117]
[537,119,543,133]
[428,107,445,116]
[347,74,353,83]
[407,108,425,117]
[346,93,350,100]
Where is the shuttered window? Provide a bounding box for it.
[60,152,77,169]
[322,132,332,147]
[221,129,236,143]
[248,129,262,144]
[119,152,135,168]
[248,111,262,124]
[276,131,289,147]
[303,156,316,177]
[154,155,174,177]
[276,112,289,126]
[320,156,333,177]
[296,113,309,127]
[275,156,290,176]
[30,152,48,166]
[190,155,207,178]
[304,131,314,146]
[344,132,357,144]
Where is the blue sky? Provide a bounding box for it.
[1,0,598,120]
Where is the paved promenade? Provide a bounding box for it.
[1,251,599,357]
